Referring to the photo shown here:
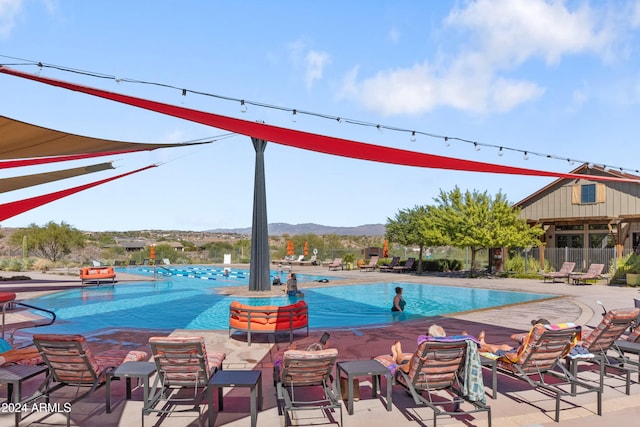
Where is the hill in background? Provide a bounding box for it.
[208,223,385,236]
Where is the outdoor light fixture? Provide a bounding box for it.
[498,147,504,156]
[444,136,450,147]
[474,142,480,151]
[410,131,416,142]
[523,151,529,160]
[240,100,247,113]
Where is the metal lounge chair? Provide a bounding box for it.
[393,339,491,426]
[358,255,379,271]
[327,258,343,271]
[540,262,576,283]
[144,336,226,426]
[494,323,602,422]
[569,263,605,285]
[614,299,640,381]
[275,348,342,427]
[379,256,400,272]
[392,257,415,273]
[567,307,640,395]
[31,334,148,427]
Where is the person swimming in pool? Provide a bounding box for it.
[391,286,406,312]
[286,272,298,296]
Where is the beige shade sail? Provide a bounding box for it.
[0,162,114,194]
[0,115,207,160]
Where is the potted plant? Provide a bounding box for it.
[623,253,640,286]
[343,253,355,270]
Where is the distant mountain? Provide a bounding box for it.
[208,223,386,236]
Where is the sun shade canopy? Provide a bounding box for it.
[0,162,114,194]
[0,114,205,160]
[1,65,638,184]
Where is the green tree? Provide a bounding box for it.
[386,205,444,272]
[430,187,543,275]
[10,221,85,262]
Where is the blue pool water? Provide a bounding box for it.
[23,270,555,334]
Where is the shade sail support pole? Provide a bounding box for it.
[249,137,271,292]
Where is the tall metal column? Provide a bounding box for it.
[248,137,271,291]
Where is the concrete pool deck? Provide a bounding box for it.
[1,266,639,426]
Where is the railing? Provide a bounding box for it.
[2,301,57,345]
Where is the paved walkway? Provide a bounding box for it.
[0,266,639,426]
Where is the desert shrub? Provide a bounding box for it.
[32,258,52,272]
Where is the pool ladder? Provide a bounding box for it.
[2,301,57,345]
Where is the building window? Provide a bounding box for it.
[572,183,605,204]
[581,184,596,203]
[589,234,615,249]
[557,234,583,248]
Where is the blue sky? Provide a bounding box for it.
[1,0,640,232]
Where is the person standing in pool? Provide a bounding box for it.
[391,286,406,312]
[286,272,298,296]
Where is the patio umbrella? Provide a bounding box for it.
[287,240,294,256]
[150,245,155,261]
[304,241,308,257]
[383,240,389,258]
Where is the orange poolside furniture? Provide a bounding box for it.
[229,301,309,346]
[80,266,116,284]
[569,263,605,285]
[540,261,576,283]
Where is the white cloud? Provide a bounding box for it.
[341,0,618,115]
[0,0,23,39]
[304,50,330,89]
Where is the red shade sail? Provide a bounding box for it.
[1,66,638,184]
[0,165,156,222]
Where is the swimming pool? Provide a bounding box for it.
[23,277,555,334]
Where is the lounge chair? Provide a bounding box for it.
[359,255,379,271]
[569,263,605,285]
[144,336,226,426]
[567,307,640,395]
[379,256,400,272]
[275,348,342,427]
[327,258,343,271]
[389,339,491,426]
[540,262,576,283]
[31,334,148,426]
[493,323,602,422]
[393,257,415,273]
[614,299,640,381]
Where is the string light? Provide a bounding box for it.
[498,147,504,157]
[410,131,416,142]
[292,109,297,123]
[523,151,529,160]
[6,57,638,176]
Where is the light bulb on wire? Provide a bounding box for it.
[444,137,450,147]
[474,142,480,151]
[240,100,247,113]
[292,109,297,123]
[523,151,529,160]
[410,131,416,142]
[498,147,503,157]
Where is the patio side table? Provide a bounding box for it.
[208,369,262,427]
[336,359,392,415]
[480,355,498,399]
[0,364,48,425]
[106,361,156,413]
